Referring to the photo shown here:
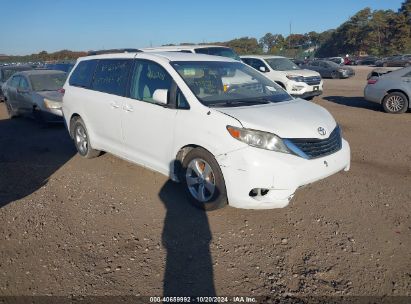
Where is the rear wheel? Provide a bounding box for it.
[182,148,227,211]
[382,92,408,114]
[72,117,101,158]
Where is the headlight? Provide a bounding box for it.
[338,69,347,73]
[43,98,62,109]
[286,75,304,82]
[227,125,290,153]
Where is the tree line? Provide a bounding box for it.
[2,0,409,63]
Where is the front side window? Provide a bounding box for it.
[265,58,300,71]
[172,61,292,107]
[19,77,30,90]
[69,60,98,88]
[129,60,172,104]
[195,47,241,61]
[91,59,132,96]
[30,73,67,91]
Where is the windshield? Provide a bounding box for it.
[172,61,292,107]
[29,73,67,91]
[194,47,241,61]
[265,58,299,71]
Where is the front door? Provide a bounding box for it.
[121,59,178,176]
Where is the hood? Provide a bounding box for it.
[216,99,337,139]
[37,91,63,102]
[285,69,321,77]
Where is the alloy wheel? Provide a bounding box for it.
[185,158,216,202]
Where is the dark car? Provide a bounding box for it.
[0,65,33,101]
[2,70,66,123]
[380,55,411,67]
[355,56,380,66]
[301,60,355,79]
[45,62,75,73]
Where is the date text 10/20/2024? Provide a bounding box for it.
[149,296,257,303]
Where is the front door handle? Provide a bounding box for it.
[110,102,120,109]
[123,104,134,112]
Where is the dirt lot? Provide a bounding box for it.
[0,66,410,300]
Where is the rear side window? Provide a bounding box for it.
[69,60,98,88]
[91,59,132,96]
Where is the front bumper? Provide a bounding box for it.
[291,89,323,99]
[339,70,355,78]
[216,140,350,209]
[287,81,323,99]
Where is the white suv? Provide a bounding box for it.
[241,55,323,100]
[62,51,350,210]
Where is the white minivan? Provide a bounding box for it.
[241,55,323,100]
[62,51,350,210]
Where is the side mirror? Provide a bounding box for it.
[152,89,168,105]
[259,66,268,73]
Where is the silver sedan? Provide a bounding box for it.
[2,70,66,123]
[364,66,411,114]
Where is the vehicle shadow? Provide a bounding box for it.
[324,96,382,112]
[159,179,216,297]
[0,116,76,208]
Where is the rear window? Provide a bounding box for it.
[69,60,98,88]
[91,59,132,96]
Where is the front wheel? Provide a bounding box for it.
[5,100,17,118]
[382,92,408,114]
[72,117,101,158]
[331,71,339,79]
[182,148,228,211]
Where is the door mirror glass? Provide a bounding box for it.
[259,66,267,73]
[152,89,168,104]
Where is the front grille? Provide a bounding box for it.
[285,126,342,159]
[303,76,321,85]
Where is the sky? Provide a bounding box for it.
[0,0,405,55]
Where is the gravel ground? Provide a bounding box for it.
[0,66,410,300]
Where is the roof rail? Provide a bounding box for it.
[87,48,142,56]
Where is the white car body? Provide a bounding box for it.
[241,55,323,99]
[62,52,350,209]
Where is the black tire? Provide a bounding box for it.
[5,100,17,118]
[382,92,409,114]
[33,107,48,127]
[331,71,339,79]
[72,117,101,158]
[182,147,228,211]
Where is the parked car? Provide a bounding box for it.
[354,56,380,66]
[0,65,33,102]
[301,60,355,79]
[142,45,241,61]
[343,57,357,65]
[3,70,66,122]
[240,55,323,100]
[364,66,411,114]
[45,62,75,73]
[379,54,411,67]
[62,52,350,210]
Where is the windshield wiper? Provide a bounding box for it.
[208,98,270,107]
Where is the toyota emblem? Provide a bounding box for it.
[318,127,326,136]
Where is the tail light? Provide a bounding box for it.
[58,88,65,95]
[367,78,378,85]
